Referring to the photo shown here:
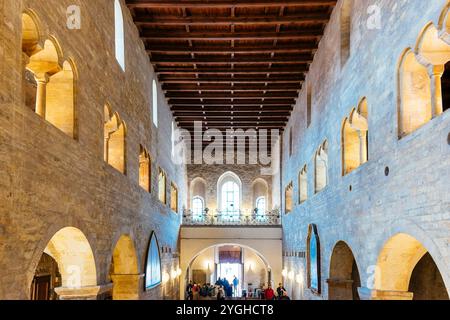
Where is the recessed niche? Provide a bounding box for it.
[349,185,352,192]
[447,132,450,145]
[385,167,390,176]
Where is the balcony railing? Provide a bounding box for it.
[182,209,281,226]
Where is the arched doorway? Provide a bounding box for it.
[375,233,449,300]
[109,235,140,300]
[327,241,360,300]
[185,244,270,300]
[31,227,97,300]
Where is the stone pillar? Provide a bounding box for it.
[35,73,49,117]
[327,278,354,300]
[429,65,444,118]
[55,283,113,300]
[110,274,143,300]
[357,287,414,300]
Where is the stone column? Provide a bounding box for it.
[357,287,414,300]
[429,65,444,118]
[55,283,113,300]
[110,274,143,300]
[327,278,354,300]
[35,73,49,118]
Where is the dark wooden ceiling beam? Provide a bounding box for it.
[161,79,303,84]
[141,30,323,41]
[126,0,337,8]
[163,83,301,90]
[152,56,312,64]
[171,106,293,112]
[173,111,292,117]
[146,44,317,54]
[135,13,330,26]
[169,99,296,105]
[166,91,299,98]
[155,66,309,74]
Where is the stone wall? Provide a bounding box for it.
[0,0,186,299]
[281,0,450,300]
[187,164,273,213]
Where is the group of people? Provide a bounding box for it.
[186,279,290,301]
[185,277,239,300]
[261,283,291,300]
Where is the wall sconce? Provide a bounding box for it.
[162,271,170,284]
[171,269,178,280]
[247,262,254,272]
[296,273,304,285]
[288,270,294,280]
[177,267,182,276]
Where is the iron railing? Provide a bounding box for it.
[182,209,281,226]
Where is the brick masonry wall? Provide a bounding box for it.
[0,0,186,299]
[281,0,450,300]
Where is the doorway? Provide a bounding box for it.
[217,263,243,297]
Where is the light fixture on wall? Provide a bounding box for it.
[171,269,178,280]
[288,270,294,280]
[247,262,254,272]
[296,273,304,285]
[162,271,170,284]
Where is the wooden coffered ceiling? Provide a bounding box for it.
[125,0,337,150]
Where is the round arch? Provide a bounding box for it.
[30,226,97,298]
[110,235,140,300]
[328,241,361,300]
[373,232,449,300]
[217,171,243,212]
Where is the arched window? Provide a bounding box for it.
[145,232,162,290]
[170,182,178,213]
[340,0,352,67]
[139,145,151,192]
[22,13,76,138]
[114,0,125,71]
[217,172,241,217]
[342,99,369,175]
[192,196,204,219]
[104,104,127,174]
[299,165,308,204]
[152,80,158,127]
[315,141,328,193]
[158,168,166,204]
[256,196,266,215]
[285,182,293,214]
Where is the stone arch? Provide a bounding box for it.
[45,59,77,138]
[217,171,242,212]
[30,227,97,300]
[397,48,433,137]
[139,145,151,192]
[342,98,369,175]
[104,105,127,174]
[328,241,361,300]
[374,233,449,300]
[438,2,450,43]
[251,178,269,212]
[21,10,43,57]
[190,177,207,209]
[110,235,140,300]
[416,22,450,115]
[314,140,328,193]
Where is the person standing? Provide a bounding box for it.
[264,284,275,300]
[232,276,239,297]
[276,283,286,299]
[186,280,194,300]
